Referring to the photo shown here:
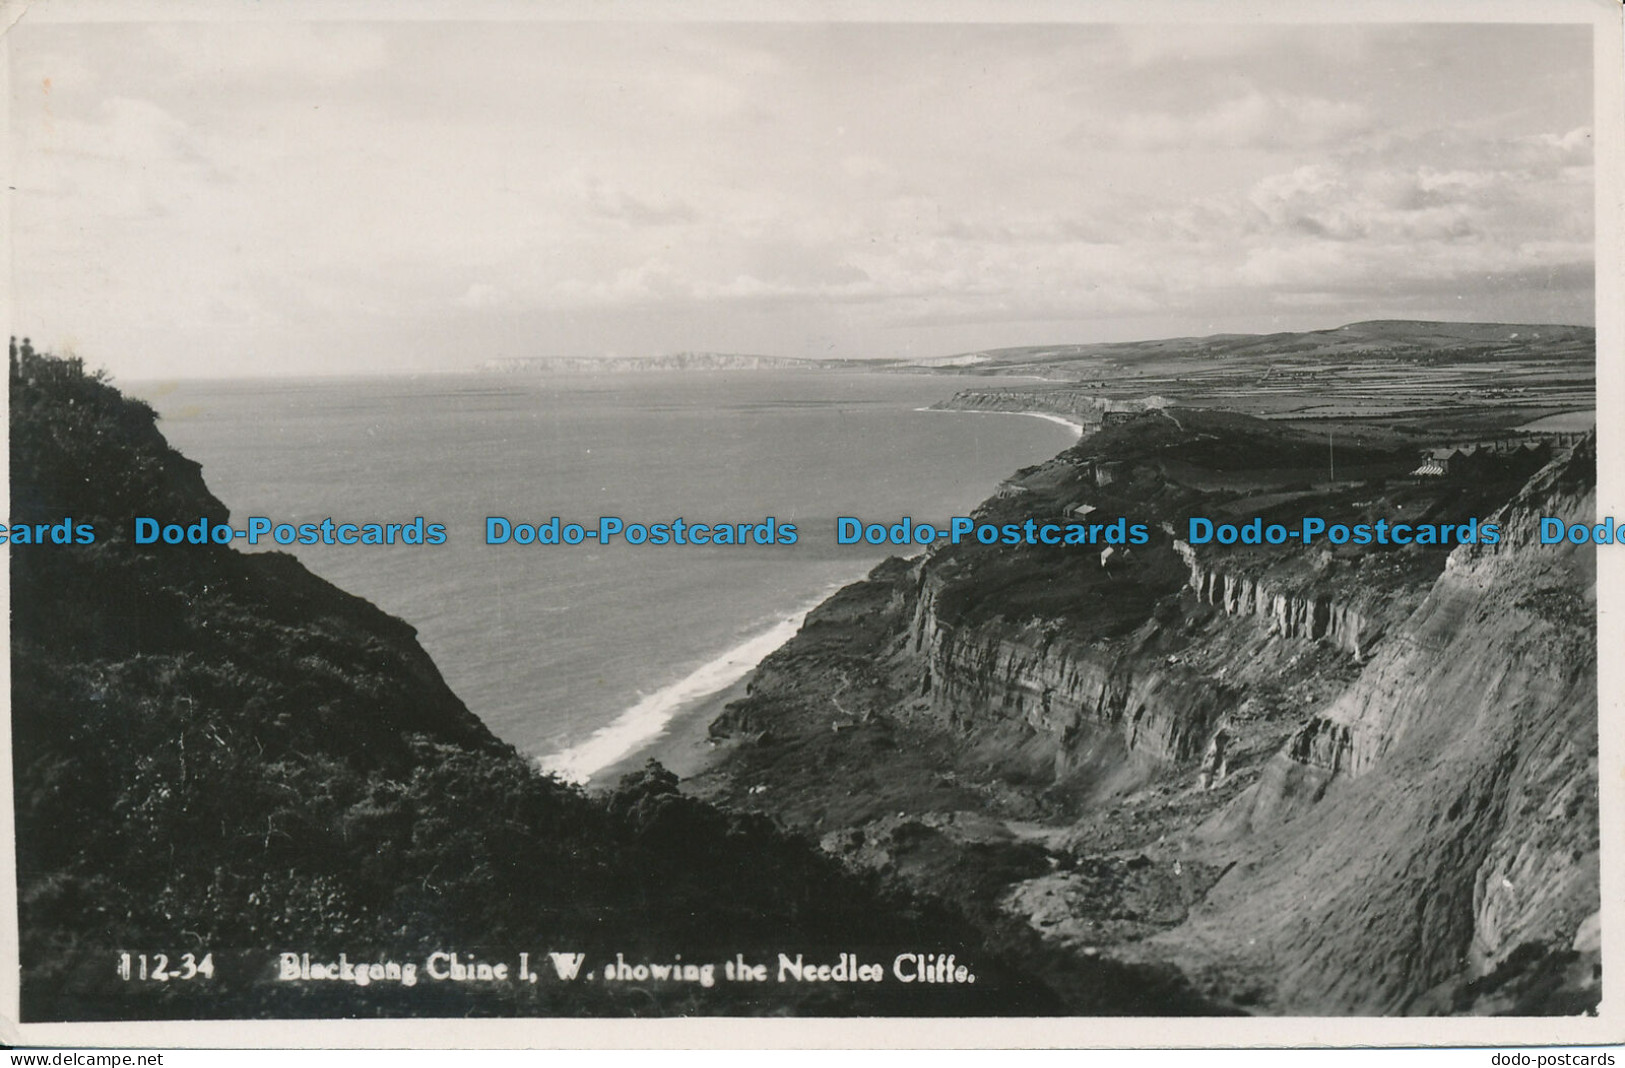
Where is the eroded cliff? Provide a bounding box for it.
[700,413,1598,1015]
[1164,443,1599,1013]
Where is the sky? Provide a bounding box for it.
[4,12,1598,378]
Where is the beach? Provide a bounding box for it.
[916,406,1087,439]
[563,406,1091,789]
[538,583,851,785]
[589,674,750,788]
[569,405,1089,790]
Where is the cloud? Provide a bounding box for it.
[24,95,226,212]
[1246,165,1474,242]
[1354,126,1593,178]
[4,20,1595,375]
[1078,91,1373,151]
[1114,25,1370,70]
[456,283,511,309]
[143,24,388,87]
[578,178,697,227]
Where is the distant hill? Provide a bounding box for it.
[478,321,1591,376]
[922,320,1594,373]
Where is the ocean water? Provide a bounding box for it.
[128,371,1074,780]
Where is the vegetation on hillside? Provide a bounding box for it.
[10,346,1082,1020]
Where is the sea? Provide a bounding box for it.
[127,371,1076,782]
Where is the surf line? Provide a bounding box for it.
[536,584,849,784]
[913,406,1085,439]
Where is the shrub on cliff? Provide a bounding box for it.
[9,349,1059,1020]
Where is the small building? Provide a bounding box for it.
[1411,446,1459,477]
[1067,502,1099,520]
[1410,457,1448,477]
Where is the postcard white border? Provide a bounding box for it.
[1,0,1620,1049]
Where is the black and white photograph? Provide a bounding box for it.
[1,0,1619,1047]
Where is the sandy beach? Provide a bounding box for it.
[915,405,1086,438]
[588,674,749,788]
[551,406,1081,791]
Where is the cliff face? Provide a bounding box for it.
[703,411,1598,1016]
[903,541,1400,786]
[1164,445,1599,1013]
[910,575,1229,770]
[1233,447,1593,798]
[1175,541,1403,661]
[934,389,1108,421]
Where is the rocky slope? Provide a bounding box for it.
[698,413,1599,1015]
[910,571,1230,768]
[1166,443,1599,1013]
[1175,540,1415,661]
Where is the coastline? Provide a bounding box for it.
[915,405,1086,439]
[590,673,749,787]
[556,409,1085,788]
[538,582,860,786]
[545,406,1084,788]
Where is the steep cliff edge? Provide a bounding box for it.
[708,412,1475,812]
[1175,540,1410,661]
[700,412,1597,1015]
[1160,444,1598,1013]
[908,567,1230,775]
[904,541,1417,786]
[8,350,1075,1020]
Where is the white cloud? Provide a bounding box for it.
[3,20,1595,374]
[577,177,697,227]
[1080,91,1373,151]
[143,23,388,86]
[456,283,511,309]
[1115,24,1371,70]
